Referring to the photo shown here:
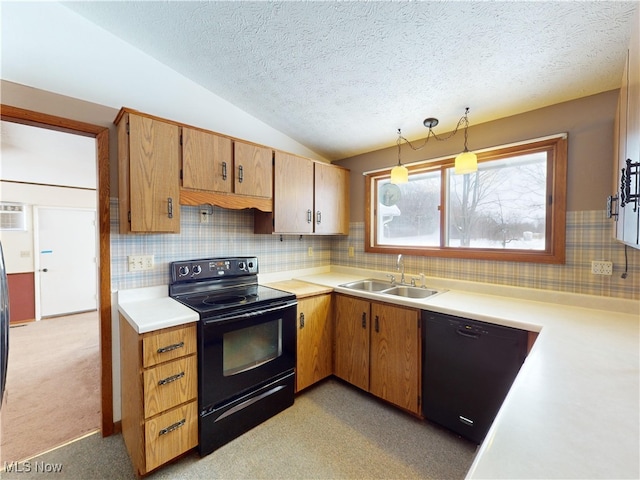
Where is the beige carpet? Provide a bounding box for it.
[1,378,477,479]
[0,312,101,463]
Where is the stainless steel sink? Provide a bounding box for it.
[340,279,441,299]
[380,286,440,299]
[340,279,392,292]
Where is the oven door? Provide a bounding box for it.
[198,299,296,410]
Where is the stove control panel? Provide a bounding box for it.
[171,257,258,282]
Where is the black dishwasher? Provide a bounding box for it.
[422,311,527,444]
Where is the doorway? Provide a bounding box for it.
[0,105,113,441]
[0,122,103,461]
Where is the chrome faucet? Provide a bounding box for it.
[397,254,406,284]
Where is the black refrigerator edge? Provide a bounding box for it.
[0,241,10,409]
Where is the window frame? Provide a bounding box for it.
[365,135,568,264]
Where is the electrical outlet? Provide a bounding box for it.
[348,246,355,257]
[308,247,313,257]
[591,260,613,275]
[128,255,155,272]
[200,209,209,224]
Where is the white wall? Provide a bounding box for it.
[0,1,326,162]
[0,182,96,274]
[1,121,96,188]
[0,120,97,274]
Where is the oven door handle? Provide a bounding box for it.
[201,300,297,325]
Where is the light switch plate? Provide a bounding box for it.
[128,255,154,272]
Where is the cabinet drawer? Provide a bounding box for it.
[144,401,198,472]
[143,355,197,418]
[142,324,196,368]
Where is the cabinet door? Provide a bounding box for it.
[182,127,232,193]
[333,295,370,391]
[128,114,180,233]
[296,294,333,392]
[273,152,314,233]
[369,302,420,414]
[314,162,350,235]
[234,141,273,198]
[614,77,627,242]
[625,9,640,245]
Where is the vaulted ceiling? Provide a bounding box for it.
[63,1,638,160]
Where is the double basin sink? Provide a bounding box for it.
[339,279,441,299]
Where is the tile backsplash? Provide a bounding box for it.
[110,200,332,290]
[111,201,639,300]
[331,210,640,300]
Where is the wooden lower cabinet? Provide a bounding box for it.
[334,295,370,391]
[296,293,333,392]
[334,294,421,415]
[120,317,198,475]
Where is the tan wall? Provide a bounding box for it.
[334,90,618,222]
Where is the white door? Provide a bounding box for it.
[36,207,97,318]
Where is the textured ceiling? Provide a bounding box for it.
[63,1,637,160]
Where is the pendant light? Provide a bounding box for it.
[454,108,477,174]
[390,129,408,184]
[392,107,477,181]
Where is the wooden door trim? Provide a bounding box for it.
[1,104,114,436]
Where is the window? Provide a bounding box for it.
[366,135,567,263]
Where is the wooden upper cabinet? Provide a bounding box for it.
[254,153,350,235]
[272,151,315,233]
[233,141,273,198]
[181,127,233,193]
[314,162,350,235]
[117,112,180,233]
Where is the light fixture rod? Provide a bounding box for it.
[399,108,472,152]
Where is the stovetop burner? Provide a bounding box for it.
[202,294,258,306]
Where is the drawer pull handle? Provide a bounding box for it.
[158,372,185,386]
[222,161,227,180]
[299,312,305,329]
[157,341,184,354]
[159,418,186,436]
[167,197,174,219]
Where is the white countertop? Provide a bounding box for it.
[294,268,640,480]
[117,285,199,334]
[116,268,639,478]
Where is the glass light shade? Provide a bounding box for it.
[454,150,478,175]
[390,164,409,184]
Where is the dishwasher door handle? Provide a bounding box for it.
[456,328,480,339]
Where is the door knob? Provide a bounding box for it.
[41,268,48,272]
